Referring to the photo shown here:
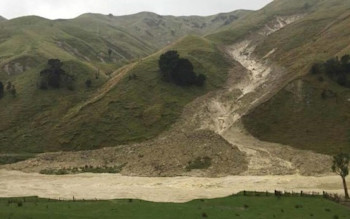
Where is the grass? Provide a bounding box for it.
[243,74,350,155]
[207,0,320,45]
[0,11,241,154]
[238,0,350,155]
[39,164,126,175]
[186,156,212,171]
[41,35,230,151]
[0,195,349,219]
[0,154,35,165]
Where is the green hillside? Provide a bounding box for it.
[0,35,229,153]
[207,0,320,44]
[2,0,350,158]
[242,0,350,155]
[0,10,248,154]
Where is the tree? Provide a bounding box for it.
[172,58,197,86]
[159,50,180,81]
[0,81,3,99]
[6,81,12,91]
[158,50,206,86]
[85,79,92,88]
[38,59,74,90]
[332,153,350,199]
[10,85,16,97]
[196,74,207,87]
[108,48,113,58]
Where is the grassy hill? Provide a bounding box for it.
[2,0,350,158]
[207,0,320,44]
[0,10,250,154]
[0,35,229,153]
[242,0,350,155]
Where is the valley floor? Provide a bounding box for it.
[0,169,348,202]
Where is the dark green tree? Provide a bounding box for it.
[196,74,207,87]
[39,59,74,90]
[0,81,3,99]
[159,50,180,81]
[159,50,206,86]
[108,48,113,58]
[85,79,92,88]
[6,81,12,91]
[172,58,197,86]
[332,153,350,199]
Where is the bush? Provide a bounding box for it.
[159,51,206,86]
[38,59,75,90]
[311,54,350,88]
[0,81,3,99]
[85,79,92,88]
[196,74,207,87]
[186,156,212,171]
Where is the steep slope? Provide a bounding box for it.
[0,10,249,154]
[3,0,350,178]
[3,1,335,176]
[242,0,350,155]
[207,0,320,44]
[0,35,230,153]
[76,10,250,50]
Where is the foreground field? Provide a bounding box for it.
[0,195,349,219]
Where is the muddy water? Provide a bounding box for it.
[0,170,346,202]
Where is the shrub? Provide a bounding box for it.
[0,81,3,99]
[311,54,350,88]
[38,59,75,90]
[186,156,212,171]
[159,51,206,86]
[17,201,23,207]
[10,85,16,97]
[85,79,92,88]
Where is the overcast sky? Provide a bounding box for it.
[0,0,272,20]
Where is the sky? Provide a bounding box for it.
[0,0,272,20]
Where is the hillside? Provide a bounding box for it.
[242,0,350,155]
[2,0,350,177]
[0,10,250,79]
[0,35,230,153]
[0,10,250,154]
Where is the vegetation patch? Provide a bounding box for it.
[39,164,126,175]
[243,72,350,155]
[0,154,35,165]
[159,50,206,86]
[311,54,350,88]
[186,156,212,171]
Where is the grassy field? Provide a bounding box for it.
[0,195,349,219]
